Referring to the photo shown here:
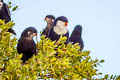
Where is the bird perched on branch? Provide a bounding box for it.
[48,16,69,44]
[69,25,84,51]
[41,15,55,37]
[17,27,37,63]
[0,0,16,35]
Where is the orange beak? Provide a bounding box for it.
[65,22,68,27]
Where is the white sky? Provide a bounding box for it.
[4,0,120,75]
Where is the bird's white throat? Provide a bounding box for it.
[53,25,68,35]
[53,20,68,35]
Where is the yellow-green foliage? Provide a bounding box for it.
[0,1,119,79]
[0,19,108,80]
[35,36,105,79]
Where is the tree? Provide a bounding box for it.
[0,1,119,80]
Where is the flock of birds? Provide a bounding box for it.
[0,0,84,63]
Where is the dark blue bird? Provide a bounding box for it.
[41,15,55,37]
[48,16,69,44]
[69,25,84,51]
[0,0,16,35]
[17,27,37,63]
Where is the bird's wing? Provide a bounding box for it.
[48,27,53,39]
[17,39,36,55]
[28,40,36,55]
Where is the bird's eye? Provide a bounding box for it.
[27,31,31,34]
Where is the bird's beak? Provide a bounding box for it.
[65,22,68,27]
[33,33,37,36]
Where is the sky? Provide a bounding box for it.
[4,0,120,75]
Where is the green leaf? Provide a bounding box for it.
[100,60,105,63]
[104,74,109,79]
[12,6,18,11]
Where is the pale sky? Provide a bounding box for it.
[4,0,120,75]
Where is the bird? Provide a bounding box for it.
[48,16,69,44]
[0,0,16,35]
[17,27,37,63]
[41,15,55,38]
[69,25,84,51]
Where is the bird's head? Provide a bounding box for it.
[53,16,68,28]
[21,27,37,40]
[74,25,83,36]
[44,15,55,25]
[53,16,68,35]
